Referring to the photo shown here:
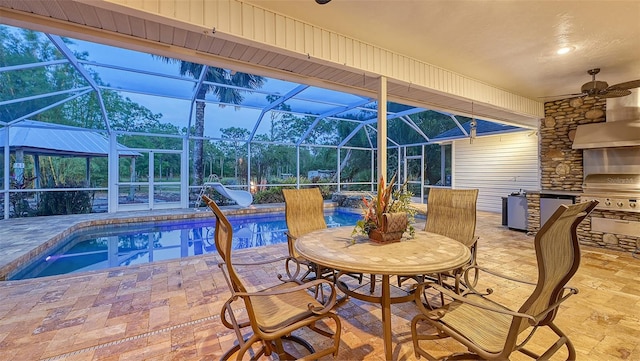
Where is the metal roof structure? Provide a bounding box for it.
[0,24,526,148]
[0,120,139,157]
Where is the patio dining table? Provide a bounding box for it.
[295,226,471,360]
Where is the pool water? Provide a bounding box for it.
[10,210,361,280]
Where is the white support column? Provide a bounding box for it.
[108,132,118,213]
[441,144,446,186]
[337,147,341,192]
[14,149,24,184]
[85,157,91,186]
[148,151,154,209]
[296,146,300,189]
[377,76,388,183]
[370,150,375,192]
[4,127,10,219]
[398,147,402,189]
[181,137,189,208]
[34,155,41,189]
[247,142,251,191]
[421,145,425,202]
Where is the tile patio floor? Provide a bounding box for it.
[0,210,639,360]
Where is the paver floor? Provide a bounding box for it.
[1,210,639,360]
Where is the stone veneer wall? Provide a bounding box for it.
[526,193,540,233]
[536,96,639,254]
[540,96,606,191]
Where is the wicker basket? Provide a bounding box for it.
[368,212,407,244]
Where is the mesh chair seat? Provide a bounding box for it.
[438,294,512,353]
[252,281,324,333]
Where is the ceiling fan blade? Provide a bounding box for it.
[597,89,632,98]
[607,79,640,90]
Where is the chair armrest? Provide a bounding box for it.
[230,255,295,267]
[462,265,536,294]
[414,281,537,323]
[235,278,338,314]
[220,256,309,282]
[528,286,579,324]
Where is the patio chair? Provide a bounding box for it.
[399,188,479,294]
[282,188,332,281]
[411,200,598,361]
[202,195,342,360]
[282,188,363,284]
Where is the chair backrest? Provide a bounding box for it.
[513,200,598,334]
[424,188,479,247]
[201,195,247,294]
[282,188,327,258]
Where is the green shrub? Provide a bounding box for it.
[253,186,289,204]
[38,181,93,216]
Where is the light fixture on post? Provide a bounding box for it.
[470,102,477,144]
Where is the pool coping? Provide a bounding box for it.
[0,202,350,281]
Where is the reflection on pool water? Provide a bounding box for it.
[10,210,361,280]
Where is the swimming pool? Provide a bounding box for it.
[10,210,361,280]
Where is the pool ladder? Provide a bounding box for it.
[195,174,219,209]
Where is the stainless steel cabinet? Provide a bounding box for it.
[540,197,574,227]
[507,195,528,231]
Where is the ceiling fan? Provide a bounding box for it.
[549,68,640,100]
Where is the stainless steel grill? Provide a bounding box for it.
[581,173,640,212]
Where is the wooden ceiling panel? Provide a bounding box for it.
[209,38,227,55]
[297,63,323,77]
[38,1,67,21]
[257,52,278,68]
[184,31,203,51]
[111,12,133,36]
[195,34,215,53]
[94,7,117,32]
[171,28,188,48]
[76,3,101,29]
[248,49,269,64]
[60,2,87,26]
[229,43,248,60]
[266,54,289,69]
[143,20,160,42]
[274,56,297,72]
[327,69,358,83]
[289,59,313,74]
[216,41,236,58]
[128,17,146,38]
[158,24,174,44]
[237,46,258,63]
[2,0,32,13]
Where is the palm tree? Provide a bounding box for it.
[156,57,264,186]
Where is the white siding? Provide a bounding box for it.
[453,131,540,213]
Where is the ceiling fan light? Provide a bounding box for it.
[581,80,608,93]
[556,46,573,55]
[315,0,332,4]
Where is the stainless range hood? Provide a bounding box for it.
[572,89,640,149]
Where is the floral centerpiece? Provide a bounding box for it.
[353,174,416,243]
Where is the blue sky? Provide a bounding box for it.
[66,36,295,138]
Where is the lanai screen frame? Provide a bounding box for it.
[0,25,525,219]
